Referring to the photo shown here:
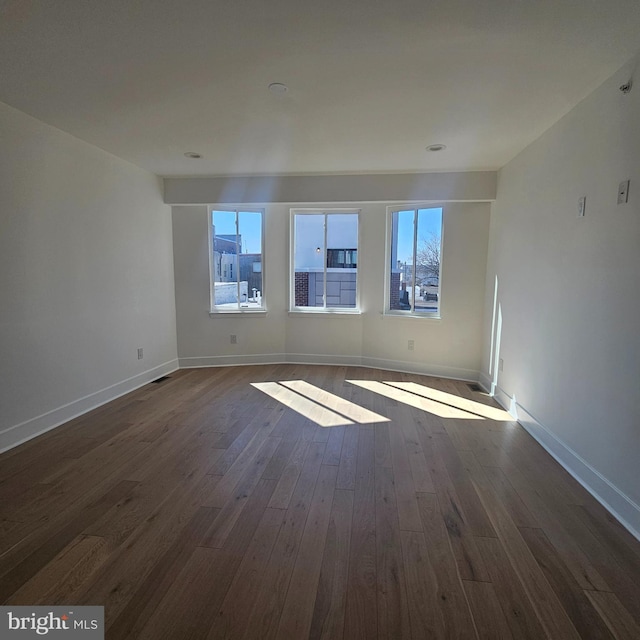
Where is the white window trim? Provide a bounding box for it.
[384,204,444,319]
[208,206,266,314]
[290,208,360,313]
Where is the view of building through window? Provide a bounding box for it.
[211,209,264,310]
[292,211,358,309]
[389,207,443,315]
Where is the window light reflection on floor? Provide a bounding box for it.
[382,381,512,421]
[251,381,390,427]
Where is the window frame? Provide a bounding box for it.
[384,204,444,319]
[208,206,266,314]
[289,208,361,314]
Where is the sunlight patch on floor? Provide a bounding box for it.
[382,381,512,421]
[347,379,485,420]
[251,381,389,427]
[280,380,389,424]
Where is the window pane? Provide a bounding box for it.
[294,214,325,307]
[389,210,414,310]
[415,208,442,315]
[326,213,358,308]
[238,211,263,308]
[212,210,239,308]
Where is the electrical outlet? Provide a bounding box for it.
[230,334,237,344]
[499,358,504,372]
[408,339,415,351]
[137,348,143,360]
[577,196,586,218]
[618,180,630,205]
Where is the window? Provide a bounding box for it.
[291,210,359,311]
[387,206,443,316]
[209,208,265,312]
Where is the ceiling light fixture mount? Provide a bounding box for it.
[184,152,202,159]
[426,144,447,152]
[268,82,289,94]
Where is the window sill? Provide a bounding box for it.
[288,309,362,317]
[382,311,441,320]
[209,309,267,317]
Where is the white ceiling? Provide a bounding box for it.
[1,0,639,177]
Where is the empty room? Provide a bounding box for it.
[1,1,640,638]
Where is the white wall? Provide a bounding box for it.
[481,59,640,536]
[172,200,490,380]
[0,102,178,451]
[164,171,496,205]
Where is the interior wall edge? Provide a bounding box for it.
[0,359,179,454]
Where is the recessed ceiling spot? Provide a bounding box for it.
[184,152,202,159]
[426,144,447,152]
[268,82,288,94]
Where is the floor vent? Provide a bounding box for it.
[467,383,482,392]
[151,376,171,384]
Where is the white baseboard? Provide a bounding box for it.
[516,403,640,541]
[180,352,480,382]
[362,357,479,382]
[178,354,287,368]
[478,371,492,393]
[479,372,640,542]
[0,359,179,453]
[286,353,364,367]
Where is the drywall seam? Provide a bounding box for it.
[0,359,179,453]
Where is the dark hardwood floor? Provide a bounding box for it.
[1,365,639,639]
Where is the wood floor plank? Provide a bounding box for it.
[322,425,345,466]
[480,464,539,529]
[74,473,223,625]
[374,423,392,470]
[275,464,338,639]
[400,530,447,639]
[497,456,612,592]
[374,466,412,639]
[107,505,221,640]
[6,534,112,606]
[585,590,640,640]
[419,430,490,582]
[432,432,495,538]
[518,526,615,640]
[573,501,640,584]
[137,477,278,640]
[400,418,434,493]
[474,535,548,640]
[201,436,282,548]
[470,470,582,640]
[386,412,423,532]
[0,479,138,602]
[207,507,286,640]
[462,580,513,640]
[416,492,479,640]
[309,489,354,640]
[239,441,327,640]
[336,425,359,490]
[267,439,311,510]
[344,426,378,640]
